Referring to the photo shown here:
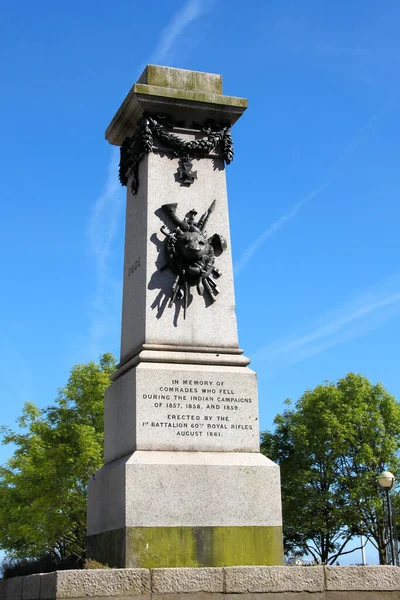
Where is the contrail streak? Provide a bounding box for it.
[254,278,400,366]
[234,99,395,276]
[150,0,206,64]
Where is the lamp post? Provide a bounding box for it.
[377,470,398,565]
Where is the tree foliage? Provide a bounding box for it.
[0,354,116,562]
[261,373,400,564]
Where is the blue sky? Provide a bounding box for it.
[1,0,400,564]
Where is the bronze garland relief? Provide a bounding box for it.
[119,115,233,195]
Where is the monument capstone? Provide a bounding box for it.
[87,65,284,568]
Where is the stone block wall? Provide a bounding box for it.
[1,566,400,600]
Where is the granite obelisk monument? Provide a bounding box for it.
[87,65,284,567]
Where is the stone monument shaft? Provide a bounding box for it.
[87,65,283,568]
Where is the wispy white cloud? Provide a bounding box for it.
[0,336,33,465]
[253,276,400,368]
[234,181,331,275]
[88,148,121,273]
[87,1,212,356]
[0,338,33,411]
[234,99,395,276]
[87,147,123,357]
[150,0,208,65]
[270,8,400,92]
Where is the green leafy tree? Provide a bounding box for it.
[261,373,400,564]
[0,353,116,562]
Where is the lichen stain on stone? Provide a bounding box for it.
[133,83,248,108]
[211,526,284,566]
[127,526,198,568]
[193,526,213,565]
[126,526,284,567]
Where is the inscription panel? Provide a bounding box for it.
[135,366,259,452]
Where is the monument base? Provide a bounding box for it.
[87,525,283,568]
[87,451,283,568]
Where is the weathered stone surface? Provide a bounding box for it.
[54,569,150,598]
[88,451,281,533]
[126,450,280,527]
[38,574,56,600]
[87,454,127,534]
[4,577,23,600]
[4,567,400,599]
[224,566,324,593]
[326,592,400,600]
[106,66,247,146]
[112,347,250,376]
[139,66,223,95]
[152,568,223,593]
[104,363,260,461]
[153,595,225,600]
[21,576,40,600]
[103,367,137,464]
[119,152,239,362]
[325,566,400,591]
[88,524,283,569]
[224,595,326,600]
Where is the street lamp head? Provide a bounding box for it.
[377,470,399,565]
[377,470,395,490]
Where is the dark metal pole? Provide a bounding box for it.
[386,488,396,565]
